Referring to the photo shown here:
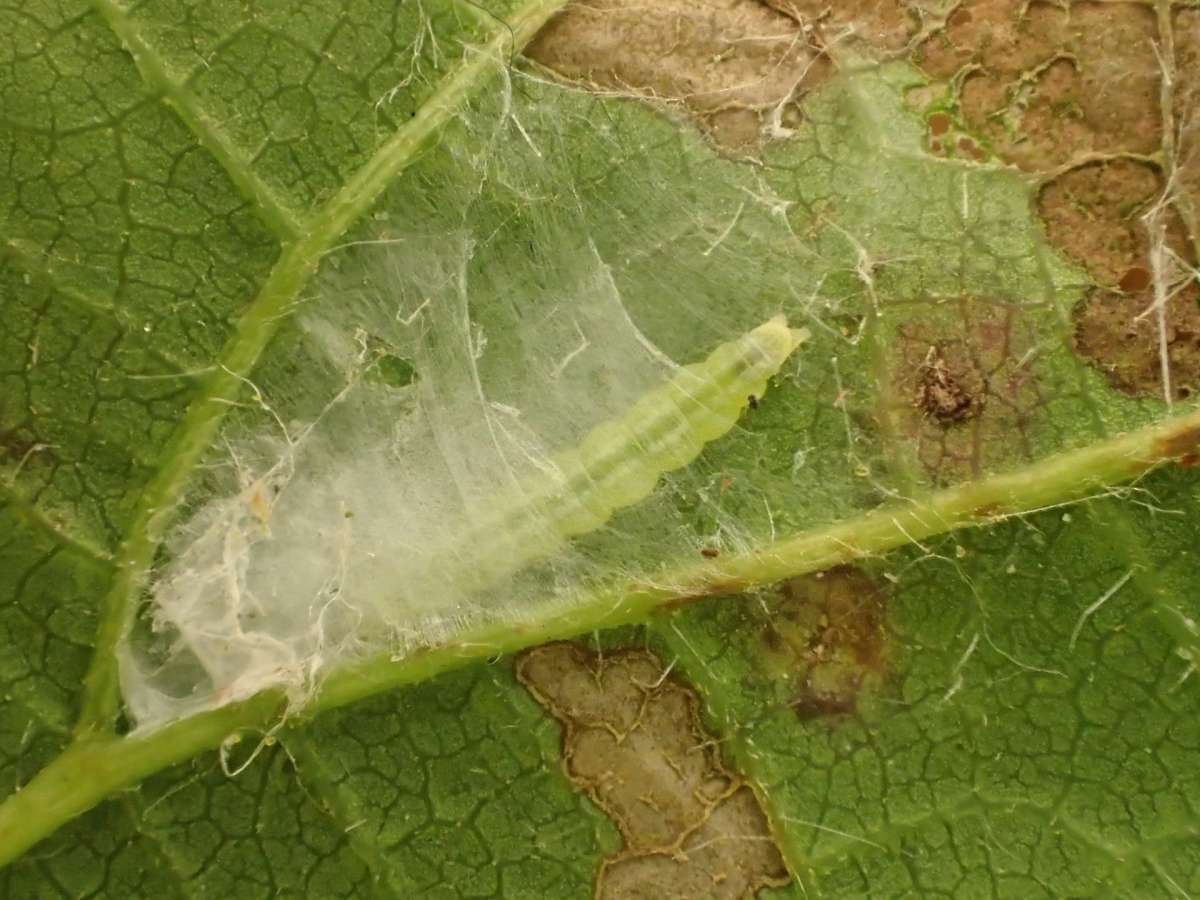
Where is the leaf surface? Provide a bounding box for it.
[2,0,1200,896]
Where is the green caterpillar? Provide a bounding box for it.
[438,316,808,596]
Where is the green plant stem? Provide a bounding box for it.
[316,405,1200,709]
[0,691,284,869]
[4,406,1199,868]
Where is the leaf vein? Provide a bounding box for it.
[283,733,402,900]
[0,484,114,568]
[88,0,305,241]
[3,239,195,376]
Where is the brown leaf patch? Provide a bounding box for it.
[528,0,825,149]
[889,302,1043,483]
[757,566,890,722]
[516,643,790,898]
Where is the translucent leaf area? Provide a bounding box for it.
[3,0,1200,896]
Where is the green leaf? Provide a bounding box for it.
[2,0,1200,896]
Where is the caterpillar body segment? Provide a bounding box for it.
[442,317,808,596]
